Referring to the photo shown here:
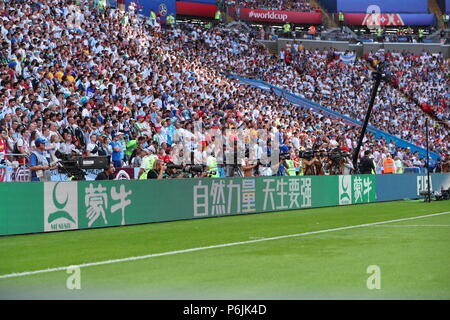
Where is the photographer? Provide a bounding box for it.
[300,150,318,176]
[29,138,58,182]
[273,151,293,176]
[147,159,168,179]
[326,148,352,175]
[165,163,188,179]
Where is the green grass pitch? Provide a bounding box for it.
[0,200,449,299]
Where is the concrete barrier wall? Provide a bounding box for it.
[271,39,449,58]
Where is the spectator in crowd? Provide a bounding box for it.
[110,132,124,168]
[0,128,7,164]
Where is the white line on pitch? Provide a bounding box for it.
[373,224,450,227]
[0,211,449,280]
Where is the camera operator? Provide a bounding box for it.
[95,162,115,180]
[29,138,58,182]
[359,150,376,174]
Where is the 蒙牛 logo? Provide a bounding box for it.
[44,182,78,232]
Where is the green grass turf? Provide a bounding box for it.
[0,200,449,299]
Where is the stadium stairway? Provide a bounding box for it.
[429,0,445,29]
[309,0,338,28]
[226,74,441,160]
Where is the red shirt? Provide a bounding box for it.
[0,138,6,157]
[158,154,172,163]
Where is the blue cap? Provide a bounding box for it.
[35,138,46,146]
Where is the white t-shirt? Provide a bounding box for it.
[82,108,92,118]
[16,137,30,154]
[86,143,98,156]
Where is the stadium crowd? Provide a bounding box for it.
[0,0,448,181]
[224,0,314,12]
[216,37,449,155]
[179,23,449,155]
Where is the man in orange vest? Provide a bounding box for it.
[308,25,316,38]
[383,154,395,174]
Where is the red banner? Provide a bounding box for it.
[342,13,435,26]
[230,8,322,24]
[176,1,217,18]
[343,13,404,26]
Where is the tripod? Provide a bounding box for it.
[226,164,243,177]
[57,161,86,181]
[352,61,388,171]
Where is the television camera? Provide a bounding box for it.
[298,148,350,163]
[55,150,110,180]
[166,163,216,178]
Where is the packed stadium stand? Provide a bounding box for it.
[224,0,316,12]
[0,0,448,182]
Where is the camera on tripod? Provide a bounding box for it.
[166,163,209,177]
[55,150,110,180]
[299,149,326,161]
[434,187,450,201]
[328,148,351,164]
